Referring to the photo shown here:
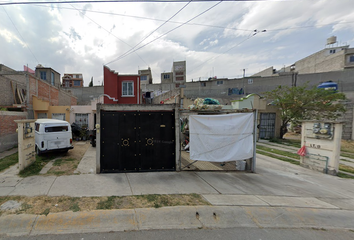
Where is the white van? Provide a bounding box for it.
[35,119,74,155]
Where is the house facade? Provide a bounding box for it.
[138,67,153,87]
[35,64,61,88]
[62,73,84,88]
[0,63,77,151]
[103,66,141,104]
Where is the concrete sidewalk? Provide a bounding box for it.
[1,146,354,236]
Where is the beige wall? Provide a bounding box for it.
[295,48,345,74]
[48,106,71,122]
[70,105,95,129]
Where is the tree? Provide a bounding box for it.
[89,77,93,87]
[265,84,346,139]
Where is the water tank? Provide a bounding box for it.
[327,36,337,45]
[317,81,338,91]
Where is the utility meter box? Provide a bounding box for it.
[14,119,36,171]
[300,121,343,175]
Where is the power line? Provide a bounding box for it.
[34,4,255,32]
[0,0,259,6]
[189,29,266,79]
[106,0,192,65]
[2,6,39,64]
[69,3,148,66]
[106,1,223,65]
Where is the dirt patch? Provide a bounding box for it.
[44,141,90,176]
[0,194,210,216]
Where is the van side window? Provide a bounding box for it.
[35,123,40,132]
[45,126,68,132]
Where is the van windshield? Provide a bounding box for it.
[45,126,68,132]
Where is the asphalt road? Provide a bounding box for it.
[2,228,354,240]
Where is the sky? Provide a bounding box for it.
[1,0,354,86]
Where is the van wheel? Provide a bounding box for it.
[36,146,41,156]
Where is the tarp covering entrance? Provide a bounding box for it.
[189,113,254,162]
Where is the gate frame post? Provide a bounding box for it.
[96,104,102,174]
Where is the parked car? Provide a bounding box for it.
[35,119,74,155]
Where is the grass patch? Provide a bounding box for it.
[53,159,63,166]
[339,164,354,175]
[18,154,57,178]
[46,158,79,177]
[0,194,210,216]
[0,153,18,173]
[97,196,117,210]
[257,145,300,160]
[269,138,301,148]
[41,208,50,216]
[69,202,80,212]
[256,150,300,165]
[341,152,354,159]
[341,140,354,154]
[337,172,354,179]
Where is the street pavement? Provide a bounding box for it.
[0,142,354,237]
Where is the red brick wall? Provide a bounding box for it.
[38,80,50,102]
[50,87,59,106]
[0,112,27,136]
[71,96,77,105]
[29,76,37,105]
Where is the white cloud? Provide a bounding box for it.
[1,0,354,86]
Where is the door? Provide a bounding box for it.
[259,113,276,139]
[100,110,176,173]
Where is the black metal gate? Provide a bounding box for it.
[100,110,176,173]
[259,113,276,139]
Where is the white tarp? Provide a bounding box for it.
[189,113,254,162]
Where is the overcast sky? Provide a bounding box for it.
[1,0,354,86]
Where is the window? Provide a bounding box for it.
[65,81,70,87]
[51,72,55,86]
[122,82,134,96]
[52,113,65,120]
[45,126,68,132]
[201,82,206,87]
[75,113,89,128]
[141,75,147,81]
[163,74,170,79]
[217,80,223,85]
[74,80,81,86]
[76,74,81,78]
[35,123,40,132]
[175,72,184,76]
[40,71,46,80]
[349,55,354,63]
[248,79,253,84]
[37,112,47,119]
[176,76,184,81]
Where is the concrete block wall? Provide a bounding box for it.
[63,86,104,105]
[0,74,27,106]
[152,88,180,104]
[0,111,27,152]
[338,103,353,140]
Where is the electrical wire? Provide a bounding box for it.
[33,4,255,33]
[2,6,39,64]
[107,0,192,66]
[189,29,266,79]
[0,0,251,6]
[105,1,223,65]
[69,4,148,66]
